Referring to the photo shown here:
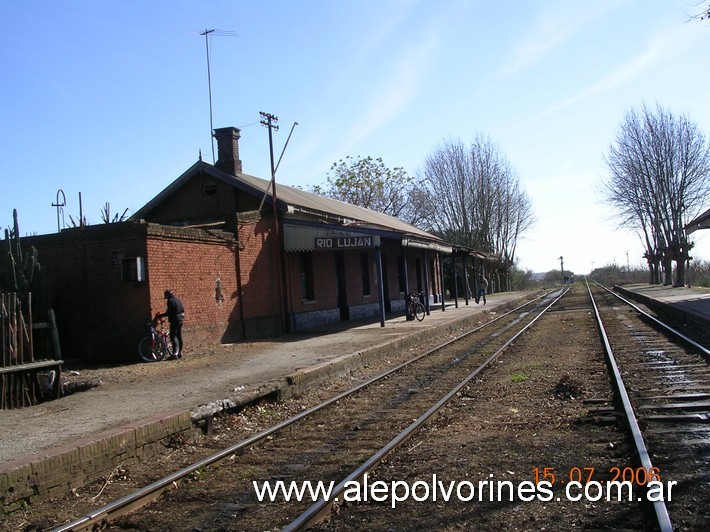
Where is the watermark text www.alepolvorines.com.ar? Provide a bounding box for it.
[252,472,677,509]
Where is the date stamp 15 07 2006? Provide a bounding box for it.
[532,466,677,502]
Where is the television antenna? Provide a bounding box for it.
[190,28,237,164]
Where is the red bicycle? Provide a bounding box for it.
[138,314,174,362]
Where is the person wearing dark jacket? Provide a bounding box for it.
[476,276,488,305]
[157,290,185,359]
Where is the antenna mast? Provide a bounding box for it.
[196,28,237,164]
[201,29,216,163]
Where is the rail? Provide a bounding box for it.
[285,287,569,530]
[586,280,672,532]
[598,281,710,359]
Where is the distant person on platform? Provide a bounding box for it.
[476,276,488,305]
[157,290,185,360]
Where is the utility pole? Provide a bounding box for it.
[260,112,288,333]
[626,250,630,274]
[260,112,279,203]
[559,256,564,284]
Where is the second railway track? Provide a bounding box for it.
[590,282,710,530]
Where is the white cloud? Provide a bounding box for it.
[336,27,441,156]
[502,0,623,75]
[504,19,707,134]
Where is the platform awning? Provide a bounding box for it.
[401,237,453,254]
[685,207,710,235]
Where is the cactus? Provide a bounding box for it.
[2,209,42,312]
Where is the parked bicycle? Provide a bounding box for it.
[138,314,174,362]
[406,291,426,322]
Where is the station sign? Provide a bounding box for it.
[314,236,375,250]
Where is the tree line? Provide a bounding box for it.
[311,102,710,291]
[311,136,535,292]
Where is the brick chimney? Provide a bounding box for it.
[213,127,243,175]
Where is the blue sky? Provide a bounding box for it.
[1,0,709,274]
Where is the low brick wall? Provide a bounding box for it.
[292,307,340,331]
[0,410,191,513]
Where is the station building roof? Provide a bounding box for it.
[133,159,453,253]
[685,206,710,235]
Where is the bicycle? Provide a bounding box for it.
[407,292,426,322]
[138,314,174,362]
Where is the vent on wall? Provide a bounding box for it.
[202,180,218,197]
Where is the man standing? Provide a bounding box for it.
[476,276,488,305]
[158,290,185,359]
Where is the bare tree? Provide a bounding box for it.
[421,136,535,290]
[687,1,710,21]
[602,103,710,286]
[100,203,130,224]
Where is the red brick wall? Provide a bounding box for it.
[25,217,447,358]
[26,223,242,361]
[26,223,151,361]
[145,225,239,346]
[380,242,403,301]
[236,212,282,337]
[312,251,338,306]
[285,250,338,311]
[398,248,440,298]
[283,242,439,315]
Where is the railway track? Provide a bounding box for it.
[47,290,562,531]
[293,283,710,530]
[589,281,710,530]
[14,283,709,530]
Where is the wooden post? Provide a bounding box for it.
[1,293,6,367]
[10,294,17,364]
[49,309,62,360]
[28,293,33,362]
[16,295,23,364]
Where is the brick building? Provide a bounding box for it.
[25,127,453,361]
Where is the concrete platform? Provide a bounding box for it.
[614,284,710,327]
[0,291,534,510]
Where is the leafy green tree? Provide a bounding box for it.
[311,156,429,227]
[543,269,574,283]
[509,262,535,290]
